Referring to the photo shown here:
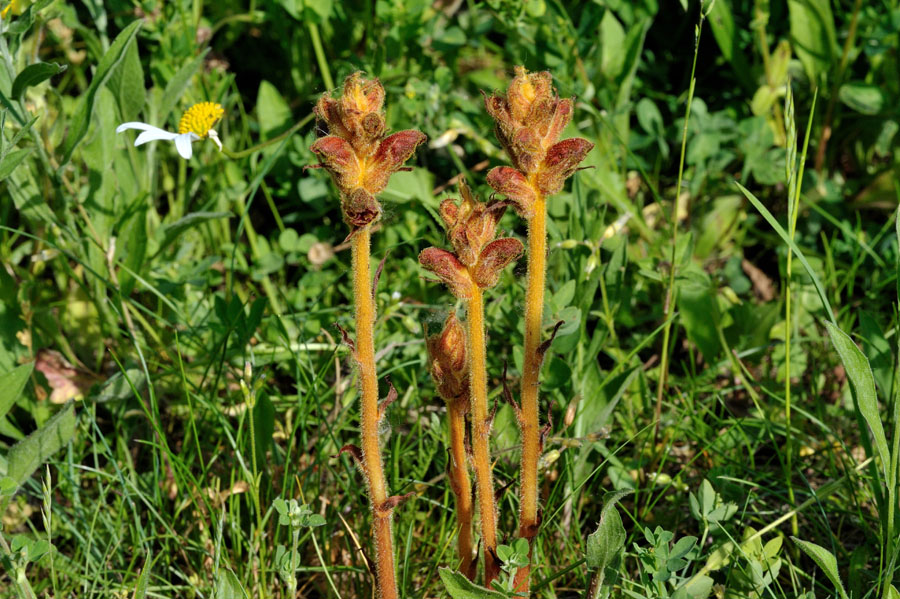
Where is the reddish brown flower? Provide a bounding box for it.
[419,247,473,300]
[486,166,536,218]
[535,138,594,195]
[472,238,524,289]
[426,312,469,402]
[364,130,428,194]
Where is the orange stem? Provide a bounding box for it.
[467,284,500,584]
[352,228,398,599]
[515,192,547,592]
[448,397,476,580]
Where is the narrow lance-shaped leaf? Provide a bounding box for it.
[825,322,890,482]
[59,20,142,167]
[7,401,77,488]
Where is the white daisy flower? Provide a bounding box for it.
[117,101,225,159]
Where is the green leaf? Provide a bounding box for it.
[736,181,835,323]
[58,19,142,167]
[825,322,890,481]
[215,569,249,599]
[438,568,506,599]
[306,514,326,527]
[107,38,145,122]
[0,147,33,181]
[787,0,838,83]
[838,82,885,115]
[586,490,632,570]
[7,401,76,487]
[0,363,33,421]
[131,552,153,599]
[256,80,292,139]
[11,62,67,99]
[791,538,850,599]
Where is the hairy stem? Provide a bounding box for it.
[352,228,398,599]
[448,397,476,580]
[515,193,548,592]
[467,285,500,584]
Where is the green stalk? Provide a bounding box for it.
[653,11,705,443]
[307,22,334,91]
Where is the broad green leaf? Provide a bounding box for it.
[132,553,153,599]
[736,182,835,323]
[7,401,76,487]
[0,363,33,421]
[438,568,505,599]
[159,49,210,125]
[673,575,714,599]
[825,322,890,481]
[677,270,721,360]
[107,38,145,122]
[0,147,32,181]
[791,538,849,599]
[256,80,292,139]
[838,82,885,115]
[215,569,248,599]
[11,62,67,99]
[59,20,142,167]
[787,0,837,83]
[586,490,632,570]
[599,10,626,81]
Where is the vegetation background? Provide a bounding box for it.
[2,0,900,597]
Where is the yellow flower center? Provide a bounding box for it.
[178,102,224,138]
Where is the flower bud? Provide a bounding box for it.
[426,312,469,402]
[341,188,381,231]
[364,130,427,194]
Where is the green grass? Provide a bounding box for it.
[2,0,900,597]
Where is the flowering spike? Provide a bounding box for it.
[472,238,525,289]
[311,72,426,237]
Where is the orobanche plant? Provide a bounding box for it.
[308,66,591,596]
[309,72,426,599]
[485,66,593,591]
[420,179,524,585]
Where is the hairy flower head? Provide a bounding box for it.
[310,72,426,236]
[484,66,593,217]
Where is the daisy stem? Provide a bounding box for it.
[221,115,312,160]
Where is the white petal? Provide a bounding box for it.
[117,122,180,147]
[117,122,165,133]
[174,133,195,159]
[134,128,180,146]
